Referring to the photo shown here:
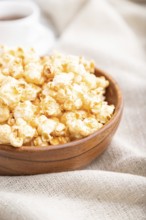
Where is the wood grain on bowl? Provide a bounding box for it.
[0,68,123,175]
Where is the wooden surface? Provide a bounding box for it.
[0,68,123,175]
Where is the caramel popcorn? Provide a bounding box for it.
[0,46,115,147]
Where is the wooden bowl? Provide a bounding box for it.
[0,68,123,175]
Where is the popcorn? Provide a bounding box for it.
[83,72,98,89]
[68,118,102,139]
[0,73,6,84]
[93,102,115,124]
[10,133,23,148]
[54,85,83,110]
[0,47,115,147]
[40,96,61,116]
[53,72,74,86]
[79,57,95,73]
[36,115,58,138]
[24,62,44,85]
[61,112,102,139]
[20,80,41,102]
[12,118,36,145]
[0,76,22,108]
[33,136,48,147]
[52,122,66,136]
[0,124,12,144]
[0,102,10,123]
[13,100,37,122]
[43,64,54,81]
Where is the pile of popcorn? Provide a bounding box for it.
[0,46,115,147]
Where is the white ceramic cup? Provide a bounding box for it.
[0,1,40,47]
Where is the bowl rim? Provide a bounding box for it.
[0,67,123,152]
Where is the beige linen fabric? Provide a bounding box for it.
[0,0,146,219]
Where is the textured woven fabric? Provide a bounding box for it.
[0,0,146,219]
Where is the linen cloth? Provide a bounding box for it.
[0,0,146,219]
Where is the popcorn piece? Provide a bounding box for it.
[0,76,22,108]
[74,110,88,120]
[12,118,36,145]
[53,72,74,86]
[83,72,98,89]
[96,76,109,88]
[52,122,66,136]
[40,96,61,116]
[79,57,95,73]
[63,99,82,111]
[66,62,85,76]
[19,79,41,101]
[24,62,44,85]
[42,83,57,98]
[7,114,15,126]
[55,85,83,110]
[13,100,37,122]
[43,64,55,81]
[10,133,23,147]
[93,102,115,124]
[61,112,103,139]
[0,124,11,144]
[67,117,103,139]
[33,136,48,147]
[10,62,23,79]
[36,115,58,138]
[0,73,6,84]
[0,52,23,78]
[0,102,10,123]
